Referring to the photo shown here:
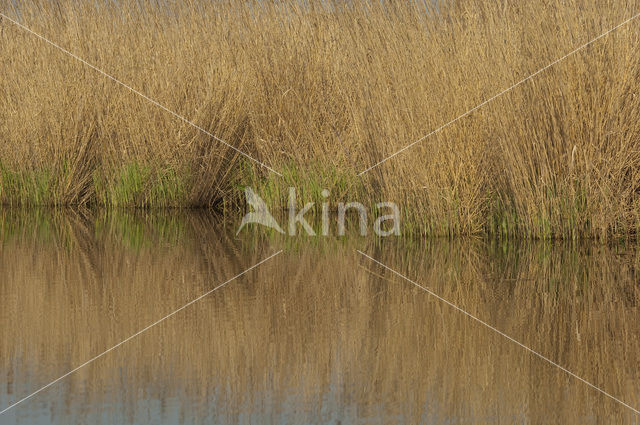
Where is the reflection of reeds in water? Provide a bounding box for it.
[1,212,639,423]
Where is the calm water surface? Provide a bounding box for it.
[0,210,639,424]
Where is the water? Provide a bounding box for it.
[0,210,639,424]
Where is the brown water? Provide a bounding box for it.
[0,210,639,424]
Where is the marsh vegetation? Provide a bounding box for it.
[1,0,640,238]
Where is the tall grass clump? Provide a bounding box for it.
[1,0,640,239]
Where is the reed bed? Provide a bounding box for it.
[1,0,640,238]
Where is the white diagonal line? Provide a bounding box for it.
[0,12,282,177]
[359,12,640,176]
[357,249,640,415]
[0,250,283,416]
